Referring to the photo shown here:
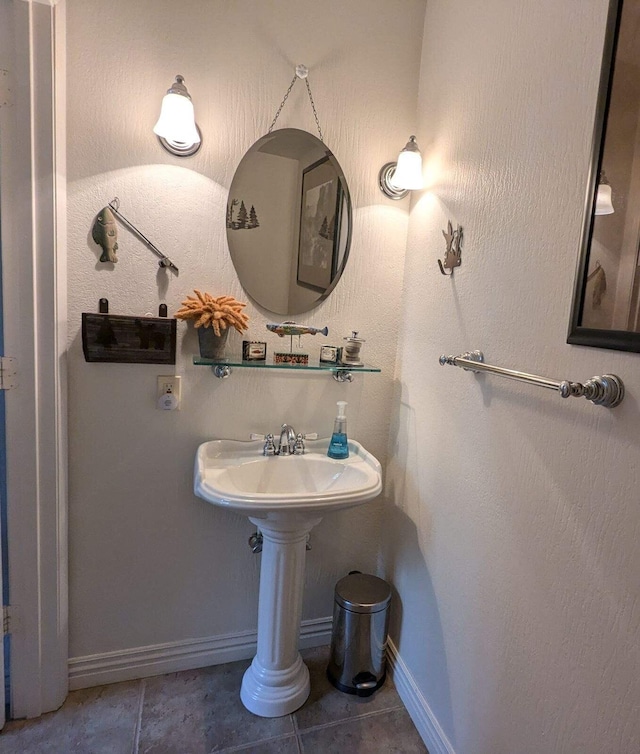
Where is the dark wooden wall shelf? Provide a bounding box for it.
[82,313,177,364]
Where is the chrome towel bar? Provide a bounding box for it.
[439,351,625,408]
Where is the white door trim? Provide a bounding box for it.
[1,0,68,718]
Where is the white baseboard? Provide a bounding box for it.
[70,621,455,754]
[68,617,332,690]
[387,639,456,754]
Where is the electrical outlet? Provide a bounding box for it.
[157,375,181,410]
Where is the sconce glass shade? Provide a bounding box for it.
[378,135,424,199]
[595,182,614,215]
[153,75,202,157]
[391,136,424,190]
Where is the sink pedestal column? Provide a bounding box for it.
[241,515,322,717]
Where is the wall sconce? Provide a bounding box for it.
[378,135,424,199]
[595,171,614,215]
[153,75,202,157]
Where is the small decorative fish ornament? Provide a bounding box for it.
[266,321,328,338]
[92,206,119,263]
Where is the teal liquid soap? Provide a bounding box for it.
[328,431,349,459]
[327,400,349,459]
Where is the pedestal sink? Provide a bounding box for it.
[194,438,382,717]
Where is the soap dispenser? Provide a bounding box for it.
[327,401,349,459]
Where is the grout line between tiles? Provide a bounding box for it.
[295,703,406,737]
[131,679,146,754]
[214,731,298,753]
[291,713,304,754]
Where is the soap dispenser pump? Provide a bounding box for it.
[327,401,349,459]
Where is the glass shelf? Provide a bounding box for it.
[193,355,381,380]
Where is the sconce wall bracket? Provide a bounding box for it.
[378,162,409,200]
[156,123,202,158]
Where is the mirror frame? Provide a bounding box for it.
[566,0,640,352]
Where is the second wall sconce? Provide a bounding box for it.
[595,171,614,215]
[153,75,202,157]
[378,135,424,199]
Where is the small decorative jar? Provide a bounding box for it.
[340,331,365,366]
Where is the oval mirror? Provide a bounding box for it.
[226,128,352,315]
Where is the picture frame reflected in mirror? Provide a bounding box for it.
[296,156,344,293]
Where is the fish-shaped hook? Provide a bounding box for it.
[438,221,463,275]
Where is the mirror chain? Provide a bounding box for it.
[268,73,324,142]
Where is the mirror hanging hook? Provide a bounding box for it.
[268,64,323,142]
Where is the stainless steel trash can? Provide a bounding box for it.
[327,572,392,697]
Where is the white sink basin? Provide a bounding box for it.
[194,438,382,515]
[193,436,382,719]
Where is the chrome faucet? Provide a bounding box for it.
[278,424,296,455]
[249,426,317,456]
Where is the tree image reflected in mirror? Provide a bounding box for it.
[227,129,351,315]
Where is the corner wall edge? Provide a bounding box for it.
[387,639,456,754]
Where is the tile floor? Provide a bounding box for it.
[0,646,428,753]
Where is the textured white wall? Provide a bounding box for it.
[66,0,425,659]
[385,1,640,753]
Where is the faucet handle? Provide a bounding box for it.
[250,433,276,456]
[263,434,276,456]
[293,432,318,455]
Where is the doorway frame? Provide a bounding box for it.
[1,0,68,718]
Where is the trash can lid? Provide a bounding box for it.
[335,573,392,613]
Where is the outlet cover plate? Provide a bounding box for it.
[157,375,181,409]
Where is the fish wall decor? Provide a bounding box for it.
[92,206,119,263]
[266,321,329,338]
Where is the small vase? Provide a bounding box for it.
[197,326,230,360]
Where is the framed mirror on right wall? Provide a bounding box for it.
[568,0,640,352]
